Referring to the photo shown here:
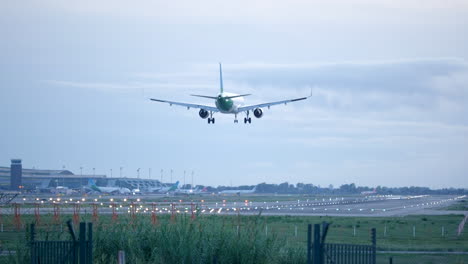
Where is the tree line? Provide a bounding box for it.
[206,182,467,195]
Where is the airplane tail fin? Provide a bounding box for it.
[168,181,179,191]
[219,63,224,94]
[88,179,96,186]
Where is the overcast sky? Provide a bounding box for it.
[1,1,467,188]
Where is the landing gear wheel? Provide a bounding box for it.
[234,119,238,123]
[208,118,215,124]
[248,117,251,123]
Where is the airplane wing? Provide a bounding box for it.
[237,94,311,113]
[150,98,219,112]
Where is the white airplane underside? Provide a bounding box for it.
[150,63,311,124]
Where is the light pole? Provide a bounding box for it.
[191,170,194,190]
[93,168,95,177]
[62,165,66,187]
[170,169,173,183]
[184,170,186,189]
[137,168,140,179]
[110,169,113,177]
[80,166,83,194]
[149,168,151,179]
[160,169,163,183]
[119,167,123,188]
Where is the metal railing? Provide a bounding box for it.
[30,221,92,264]
[307,223,376,264]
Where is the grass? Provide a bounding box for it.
[2,214,305,264]
[439,199,468,211]
[0,213,467,263]
[377,253,468,264]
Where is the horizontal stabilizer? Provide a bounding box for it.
[190,94,218,99]
[224,94,251,99]
[191,94,251,100]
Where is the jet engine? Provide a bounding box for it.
[199,109,209,119]
[253,108,263,118]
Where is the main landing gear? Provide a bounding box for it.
[232,111,251,124]
[207,111,215,124]
[244,110,251,124]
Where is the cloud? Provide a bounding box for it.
[48,58,468,126]
[6,0,468,25]
[46,80,213,93]
[222,58,468,124]
[45,58,468,166]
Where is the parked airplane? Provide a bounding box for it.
[51,186,72,195]
[88,179,131,194]
[148,181,180,193]
[219,186,257,195]
[175,186,209,195]
[361,188,377,195]
[150,63,311,124]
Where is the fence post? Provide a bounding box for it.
[30,223,35,242]
[371,228,376,264]
[118,250,126,264]
[313,224,321,264]
[307,224,312,264]
[88,222,93,264]
[30,223,35,264]
[79,222,86,264]
[67,220,77,242]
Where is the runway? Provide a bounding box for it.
[3,194,466,217]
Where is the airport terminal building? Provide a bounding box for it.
[0,159,164,192]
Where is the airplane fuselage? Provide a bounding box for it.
[215,92,244,113]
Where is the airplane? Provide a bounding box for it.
[219,186,257,195]
[148,181,180,193]
[88,179,131,195]
[193,187,210,195]
[149,63,312,124]
[175,186,210,195]
[51,186,72,195]
[361,188,377,195]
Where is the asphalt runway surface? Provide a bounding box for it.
[3,194,466,217]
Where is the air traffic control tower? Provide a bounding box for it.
[10,159,22,190]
